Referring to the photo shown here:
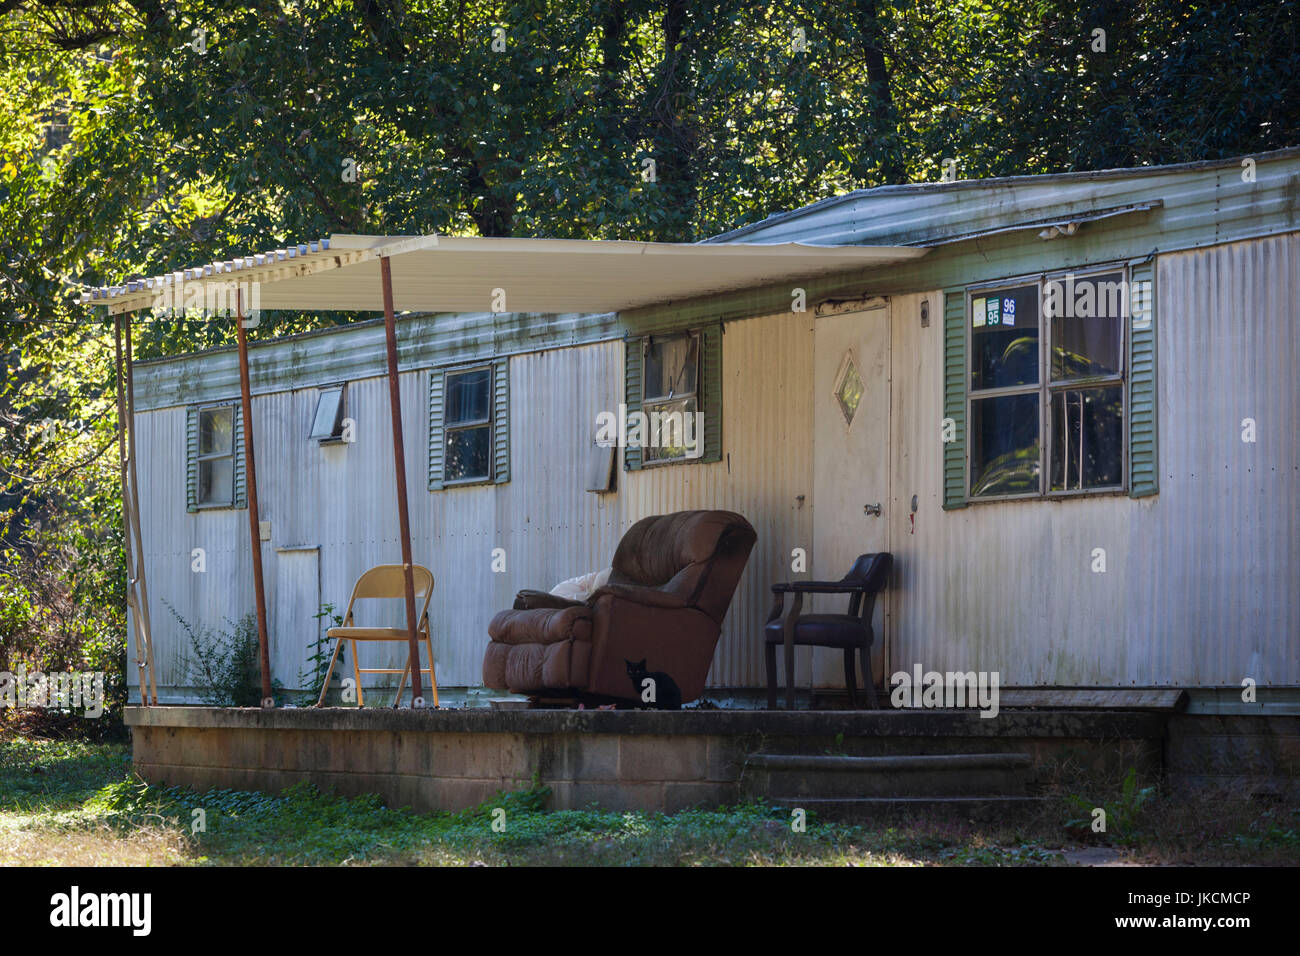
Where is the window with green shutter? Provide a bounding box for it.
[944,262,1156,506]
[429,357,509,490]
[186,401,246,511]
[624,325,722,469]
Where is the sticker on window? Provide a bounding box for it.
[1002,297,1016,326]
[972,297,986,327]
[986,298,1001,327]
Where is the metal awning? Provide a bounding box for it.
[83,234,928,315]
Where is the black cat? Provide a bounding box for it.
[626,659,682,710]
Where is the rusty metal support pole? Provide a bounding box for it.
[235,291,274,706]
[380,256,424,706]
[123,315,157,705]
[114,318,148,701]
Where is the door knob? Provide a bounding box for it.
[863,503,882,517]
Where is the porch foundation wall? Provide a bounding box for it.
[1165,715,1300,798]
[126,707,1181,814]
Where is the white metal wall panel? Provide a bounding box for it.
[619,311,816,688]
[132,318,814,698]
[889,234,1299,686]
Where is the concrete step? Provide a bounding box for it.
[769,794,1048,822]
[745,752,1033,799]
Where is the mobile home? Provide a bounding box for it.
[121,148,1300,709]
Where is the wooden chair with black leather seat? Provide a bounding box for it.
[764,552,892,710]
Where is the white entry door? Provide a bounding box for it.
[812,303,891,690]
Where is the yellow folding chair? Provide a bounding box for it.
[316,564,438,708]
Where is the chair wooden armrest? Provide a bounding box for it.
[772,580,867,594]
[765,553,892,711]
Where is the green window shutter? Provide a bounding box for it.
[1128,260,1159,498]
[492,357,510,484]
[942,288,968,510]
[623,338,643,471]
[428,369,445,490]
[232,402,247,509]
[700,324,723,463]
[186,406,199,513]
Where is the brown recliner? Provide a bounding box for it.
[483,510,757,705]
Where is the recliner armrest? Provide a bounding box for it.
[513,589,587,611]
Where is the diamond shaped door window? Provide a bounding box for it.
[834,351,864,426]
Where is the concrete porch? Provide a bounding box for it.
[124,704,1300,816]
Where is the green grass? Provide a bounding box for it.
[2,734,1297,866]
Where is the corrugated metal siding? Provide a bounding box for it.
[134,401,257,690]
[133,316,815,698]
[132,309,620,412]
[135,343,623,695]
[1151,233,1299,683]
[478,343,624,684]
[620,313,816,687]
[890,235,1299,686]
